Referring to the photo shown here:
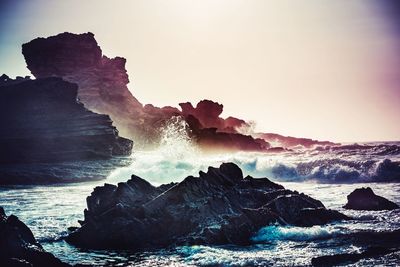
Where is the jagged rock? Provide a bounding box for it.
[0,77,133,184]
[343,187,399,210]
[66,163,348,249]
[21,32,334,152]
[22,32,180,147]
[0,207,71,267]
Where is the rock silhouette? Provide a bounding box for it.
[343,187,399,210]
[0,207,71,267]
[66,163,348,249]
[0,77,133,184]
[21,32,336,151]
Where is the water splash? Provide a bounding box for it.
[157,116,199,160]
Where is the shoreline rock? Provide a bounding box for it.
[343,187,399,210]
[21,32,337,151]
[0,206,71,267]
[0,77,133,184]
[66,162,349,249]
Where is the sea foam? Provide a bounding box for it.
[108,119,400,184]
[251,225,340,243]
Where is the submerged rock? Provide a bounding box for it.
[66,163,348,249]
[0,206,71,267]
[0,77,133,184]
[343,187,399,211]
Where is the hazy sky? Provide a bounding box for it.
[1,0,399,142]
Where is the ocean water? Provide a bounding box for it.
[0,151,399,266]
[0,125,399,266]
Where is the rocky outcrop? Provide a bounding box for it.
[0,77,133,184]
[21,32,336,151]
[66,163,348,249]
[180,100,249,133]
[22,32,180,147]
[185,115,270,152]
[0,207,71,267]
[343,187,399,210]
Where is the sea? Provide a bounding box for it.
[0,127,399,266]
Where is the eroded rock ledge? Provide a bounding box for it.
[0,77,133,184]
[66,163,348,249]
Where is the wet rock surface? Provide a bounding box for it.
[66,163,348,249]
[343,187,399,210]
[0,206,71,267]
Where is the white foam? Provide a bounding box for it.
[252,225,339,243]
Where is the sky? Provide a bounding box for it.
[0,0,399,142]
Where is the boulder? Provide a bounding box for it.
[0,207,71,267]
[66,163,348,249]
[343,187,399,211]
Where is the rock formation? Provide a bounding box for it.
[66,163,348,249]
[0,206,71,267]
[343,187,399,210]
[22,32,336,151]
[0,77,133,184]
[22,32,180,147]
[180,100,247,132]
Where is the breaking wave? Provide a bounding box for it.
[108,120,400,185]
[252,225,340,243]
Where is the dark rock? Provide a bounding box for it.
[0,206,71,267]
[186,117,270,152]
[343,187,399,210]
[22,32,180,147]
[0,77,133,184]
[66,163,348,249]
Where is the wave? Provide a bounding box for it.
[251,225,339,243]
[107,121,400,184]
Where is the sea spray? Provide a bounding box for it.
[108,116,205,184]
